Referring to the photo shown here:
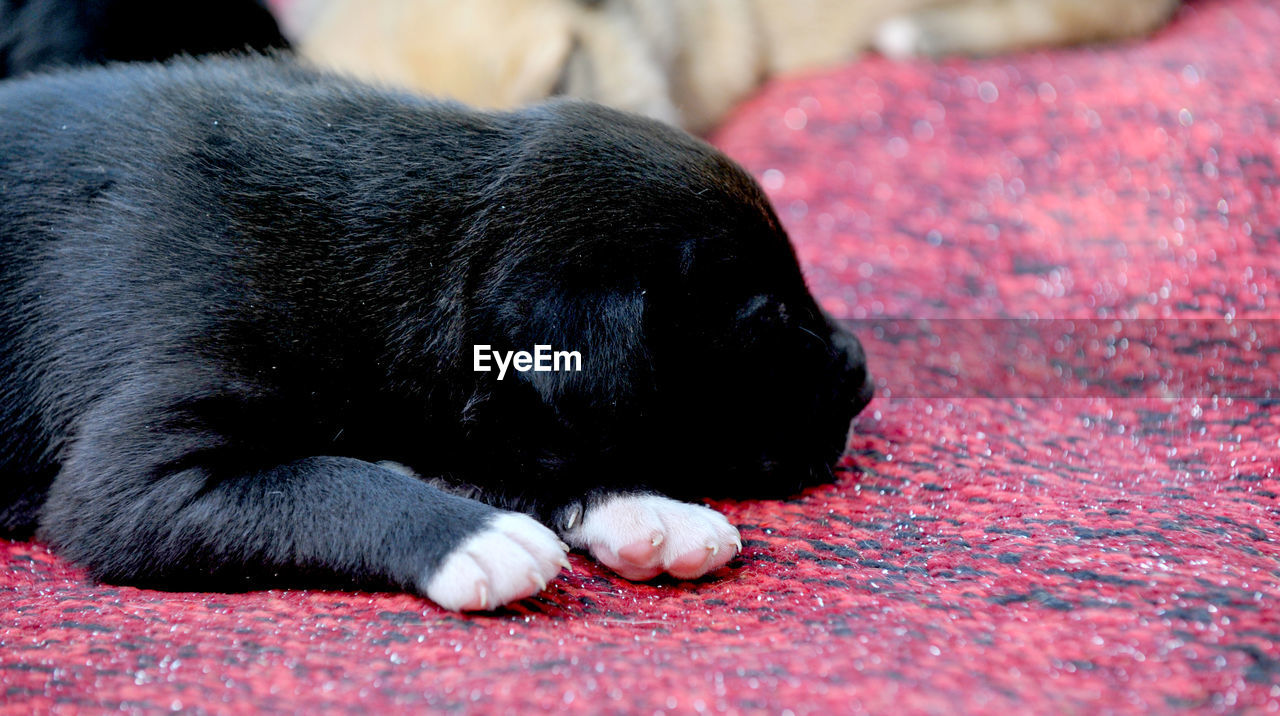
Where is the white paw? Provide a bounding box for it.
[562,495,741,581]
[420,513,569,612]
[874,16,926,59]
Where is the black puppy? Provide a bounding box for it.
[0,0,286,78]
[0,57,872,611]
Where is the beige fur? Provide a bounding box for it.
[286,0,1181,132]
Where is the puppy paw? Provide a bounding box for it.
[420,513,569,611]
[562,495,740,581]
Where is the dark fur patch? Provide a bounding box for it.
[0,0,286,79]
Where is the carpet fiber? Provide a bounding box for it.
[3,0,1279,712]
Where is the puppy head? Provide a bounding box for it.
[480,102,872,497]
[638,202,874,497]
[651,284,872,497]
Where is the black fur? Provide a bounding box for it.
[0,0,286,78]
[0,56,871,595]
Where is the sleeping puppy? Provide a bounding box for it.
[283,0,1182,132]
[0,56,872,611]
[0,0,287,78]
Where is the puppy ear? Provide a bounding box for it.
[510,288,651,416]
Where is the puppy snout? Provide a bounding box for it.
[828,325,873,412]
[854,371,874,411]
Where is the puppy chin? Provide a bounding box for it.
[687,454,841,500]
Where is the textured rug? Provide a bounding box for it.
[3,0,1278,713]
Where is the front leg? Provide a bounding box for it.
[38,397,567,611]
[558,493,741,581]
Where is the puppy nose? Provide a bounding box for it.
[828,325,864,364]
[829,327,872,411]
[820,314,872,411]
[855,371,874,410]
[831,330,868,377]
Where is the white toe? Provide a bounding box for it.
[420,512,567,612]
[562,495,741,581]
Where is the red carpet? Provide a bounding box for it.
[3,1,1279,712]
